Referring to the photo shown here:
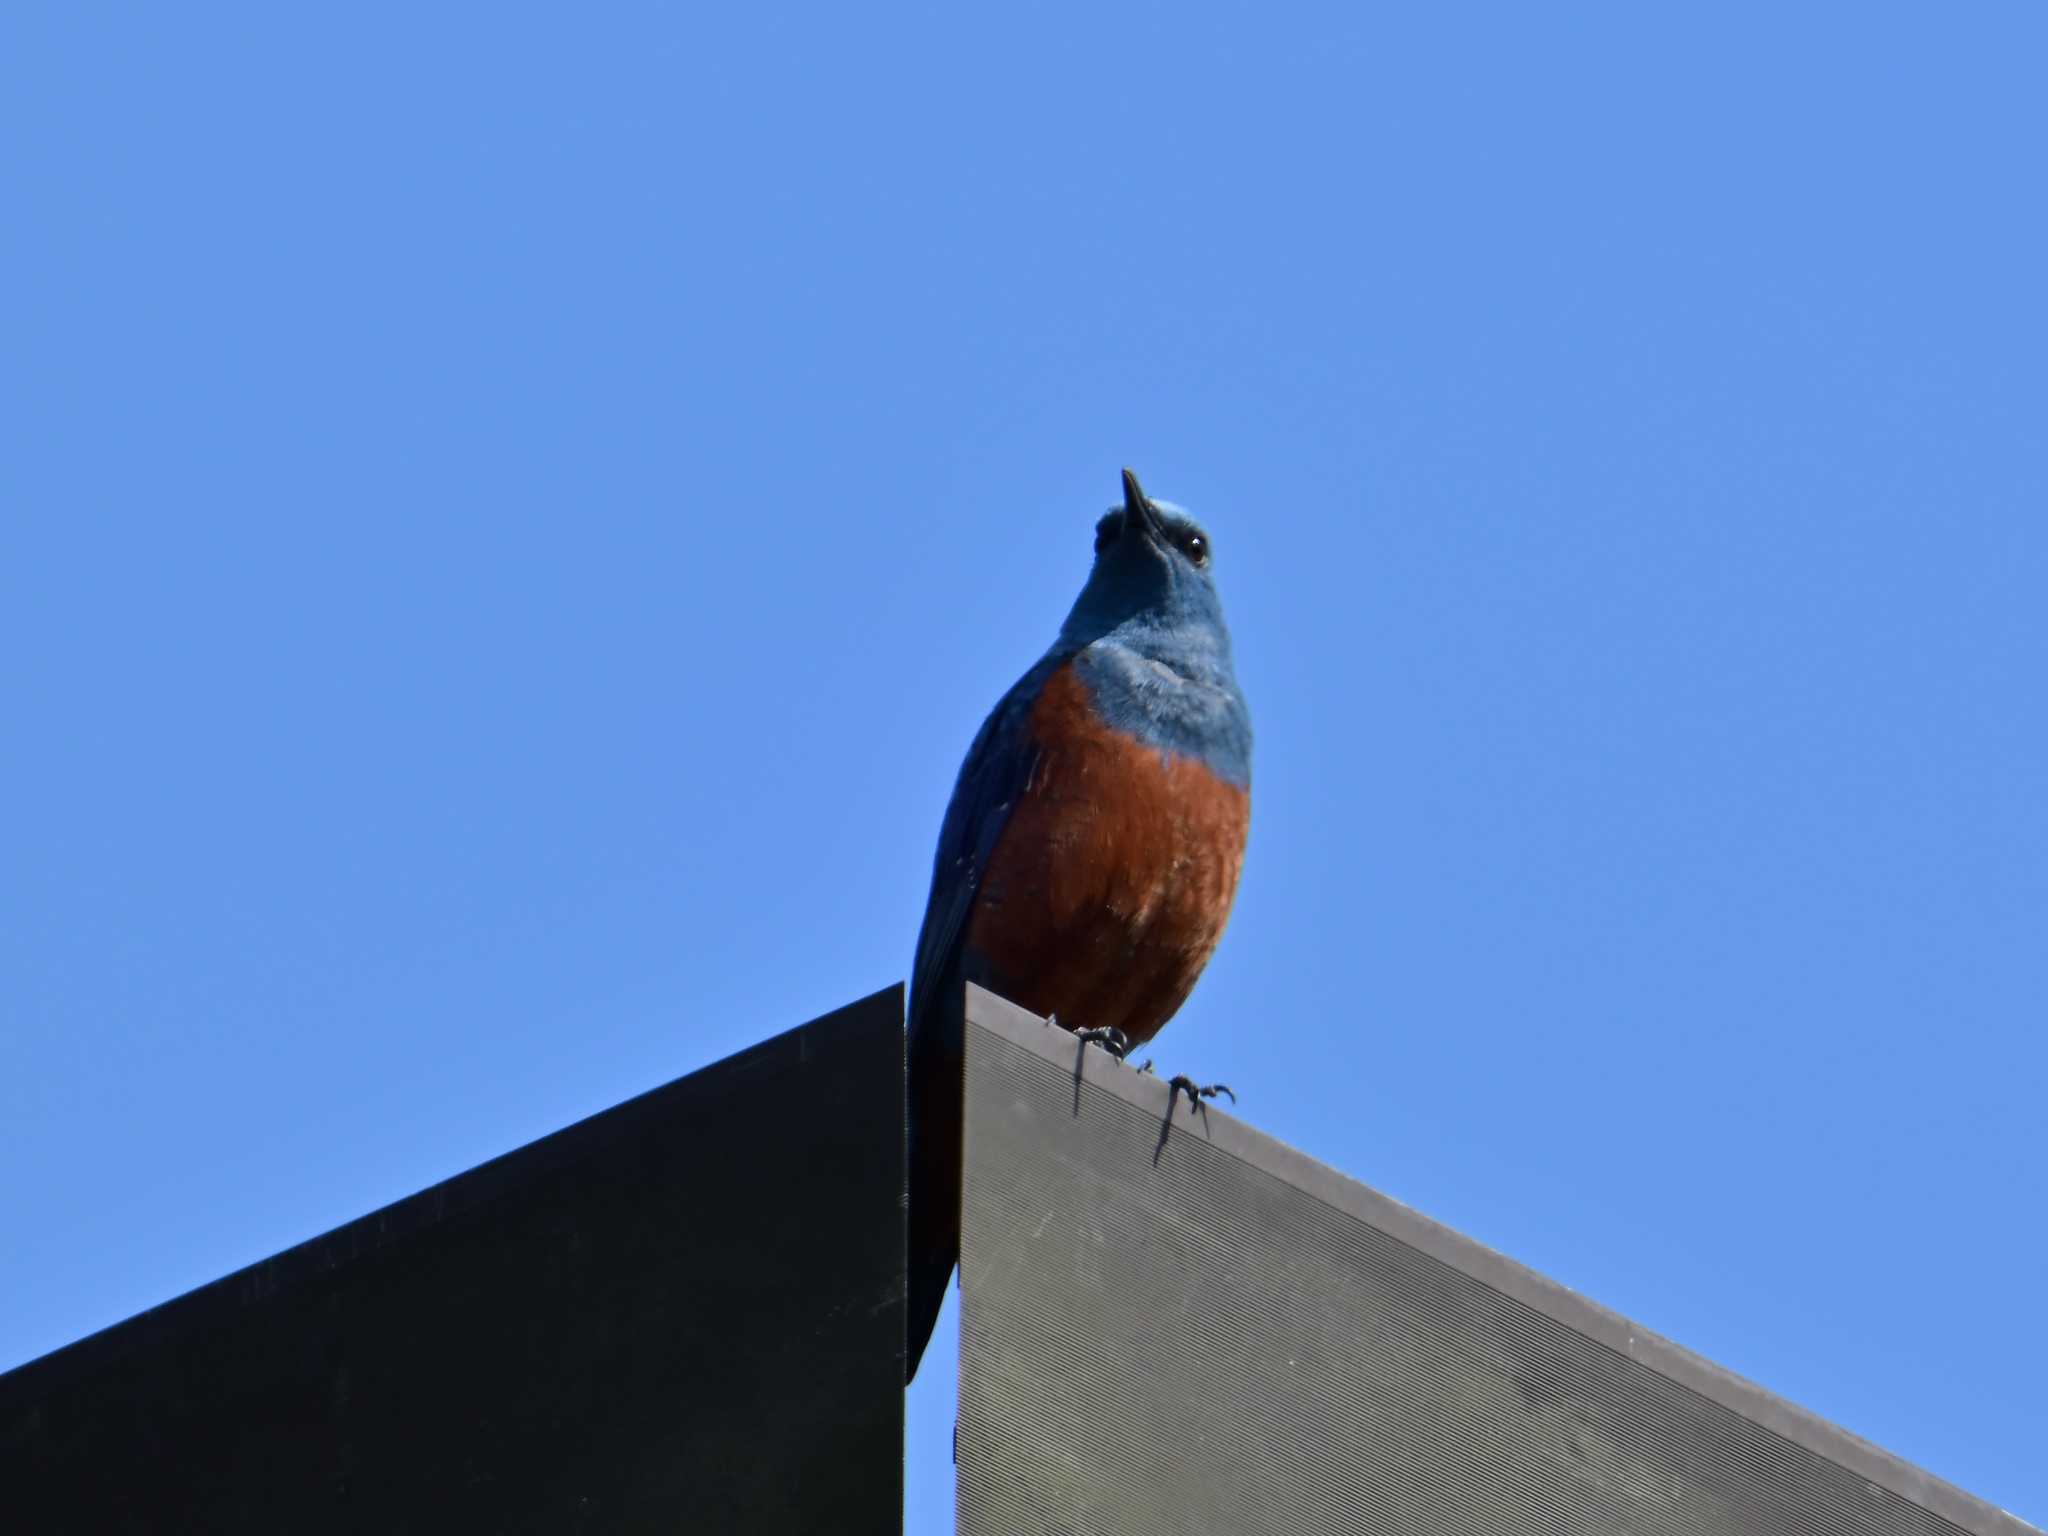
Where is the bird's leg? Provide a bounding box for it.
[1072,1025,1132,1060]
[1068,1022,1135,1116]
[1166,1075,1236,1117]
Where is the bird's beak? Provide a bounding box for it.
[1121,467,1163,540]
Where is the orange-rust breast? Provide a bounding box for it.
[965,663,1250,1046]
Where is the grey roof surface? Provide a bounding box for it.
[957,984,2035,1536]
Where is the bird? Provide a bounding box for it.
[904,467,1252,1383]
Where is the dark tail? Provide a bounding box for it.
[905,1219,956,1384]
[905,1026,964,1383]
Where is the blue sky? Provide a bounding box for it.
[4,5,2043,1530]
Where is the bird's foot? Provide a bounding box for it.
[1152,1072,1236,1164]
[1073,1026,1132,1060]
[1166,1075,1236,1116]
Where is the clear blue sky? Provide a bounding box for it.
[4,6,2043,1530]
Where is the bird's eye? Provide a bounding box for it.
[1180,533,1209,566]
[1094,521,1119,552]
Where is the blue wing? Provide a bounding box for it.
[903,650,1062,1381]
[906,651,1062,1053]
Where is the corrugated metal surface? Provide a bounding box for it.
[957,985,2034,1536]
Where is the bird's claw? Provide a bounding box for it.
[1074,1026,1132,1059]
[1166,1075,1235,1115]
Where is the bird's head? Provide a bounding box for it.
[1057,469,1233,664]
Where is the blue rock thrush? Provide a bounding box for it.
[905,468,1253,1382]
